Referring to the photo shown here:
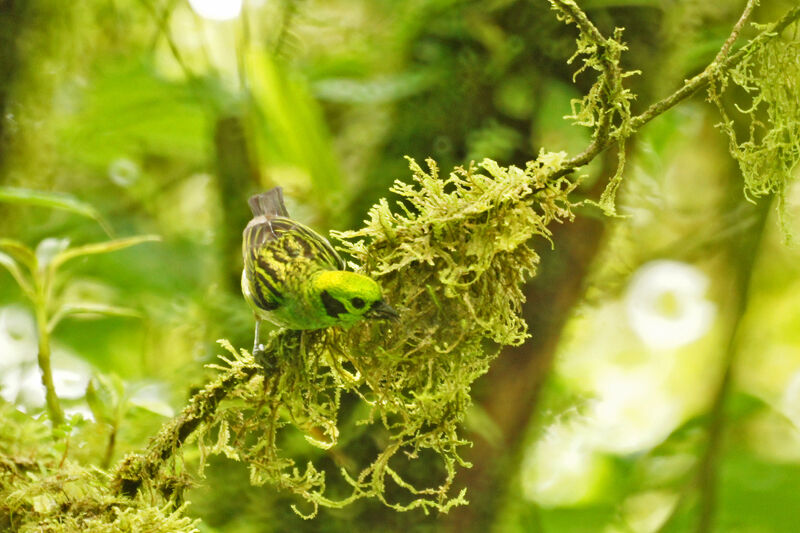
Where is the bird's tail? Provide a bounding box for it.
[248,187,290,218]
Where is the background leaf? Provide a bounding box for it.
[0,252,34,298]
[0,186,114,237]
[0,238,37,270]
[50,235,161,272]
[48,302,142,333]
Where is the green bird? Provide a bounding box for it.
[241,187,398,352]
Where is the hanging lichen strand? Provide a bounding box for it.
[188,154,576,517]
[709,19,800,227]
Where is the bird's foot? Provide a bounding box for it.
[253,343,276,371]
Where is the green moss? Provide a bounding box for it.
[547,0,640,215]
[178,154,576,517]
[0,402,199,532]
[708,20,800,236]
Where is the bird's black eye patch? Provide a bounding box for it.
[321,290,347,318]
[351,297,365,309]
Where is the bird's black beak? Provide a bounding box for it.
[365,300,400,321]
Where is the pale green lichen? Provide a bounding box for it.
[564,26,639,140]
[548,0,640,215]
[708,20,800,235]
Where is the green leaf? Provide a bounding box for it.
[50,235,161,272]
[0,186,114,237]
[0,238,37,270]
[48,302,142,333]
[0,252,34,299]
[246,49,345,225]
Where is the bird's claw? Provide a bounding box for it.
[253,343,276,371]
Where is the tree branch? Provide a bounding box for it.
[112,354,260,498]
[712,0,758,66]
[630,2,800,132]
[548,2,800,180]
[548,0,618,174]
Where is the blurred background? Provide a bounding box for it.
[1,0,800,531]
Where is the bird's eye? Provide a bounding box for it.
[351,297,365,309]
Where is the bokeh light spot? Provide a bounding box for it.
[625,260,716,349]
[187,0,242,21]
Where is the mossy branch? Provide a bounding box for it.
[711,0,759,67]
[547,1,800,182]
[112,346,260,498]
[112,157,576,516]
[630,1,798,131]
[0,402,201,532]
[547,0,618,173]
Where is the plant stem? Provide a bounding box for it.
[35,300,64,427]
[101,424,118,470]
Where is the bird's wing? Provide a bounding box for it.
[244,216,345,271]
[242,219,286,311]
